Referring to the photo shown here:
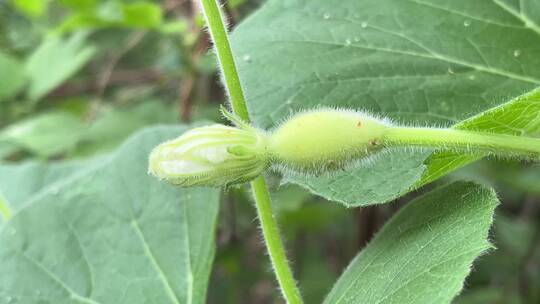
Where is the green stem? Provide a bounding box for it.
[199,1,303,303]
[199,0,250,121]
[251,176,303,303]
[385,127,540,158]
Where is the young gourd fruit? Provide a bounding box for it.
[268,109,390,174]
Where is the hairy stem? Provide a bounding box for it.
[251,176,304,303]
[199,0,250,121]
[199,0,303,302]
[385,127,540,158]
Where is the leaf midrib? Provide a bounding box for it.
[131,219,183,304]
[267,34,540,85]
[329,206,469,303]
[492,0,540,35]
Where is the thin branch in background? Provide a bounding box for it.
[178,0,212,122]
[179,75,196,121]
[49,69,165,98]
[96,31,148,98]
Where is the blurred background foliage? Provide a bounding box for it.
[0,1,538,303]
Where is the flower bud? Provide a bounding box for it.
[148,124,268,187]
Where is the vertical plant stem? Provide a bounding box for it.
[199,0,303,303]
[199,0,250,121]
[251,176,303,303]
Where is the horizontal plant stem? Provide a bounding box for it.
[199,0,303,303]
[384,127,540,158]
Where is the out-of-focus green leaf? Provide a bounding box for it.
[57,1,163,32]
[281,201,348,234]
[56,14,109,32]
[59,0,98,11]
[0,3,40,51]
[228,0,247,9]
[0,196,10,224]
[75,101,177,156]
[0,126,220,303]
[496,214,537,257]
[121,1,162,28]
[25,33,96,101]
[454,288,521,304]
[0,142,19,160]
[0,112,84,157]
[159,20,189,35]
[10,0,49,18]
[232,0,540,206]
[495,164,540,195]
[298,244,337,304]
[0,51,26,101]
[324,182,498,304]
[271,184,311,213]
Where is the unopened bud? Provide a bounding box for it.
[148,124,268,187]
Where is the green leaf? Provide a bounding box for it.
[0,111,85,157]
[10,0,49,18]
[284,149,431,207]
[26,33,96,101]
[324,182,498,304]
[231,0,540,206]
[57,1,163,32]
[420,87,540,185]
[75,102,177,156]
[0,126,220,303]
[0,142,19,160]
[121,1,163,28]
[0,51,26,101]
[59,0,98,11]
[0,157,103,214]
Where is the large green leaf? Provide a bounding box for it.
[324,182,498,304]
[75,102,177,156]
[231,0,540,206]
[0,126,220,303]
[0,157,103,218]
[283,149,431,206]
[26,32,96,101]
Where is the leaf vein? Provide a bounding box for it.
[131,219,182,304]
[18,250,101,304]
